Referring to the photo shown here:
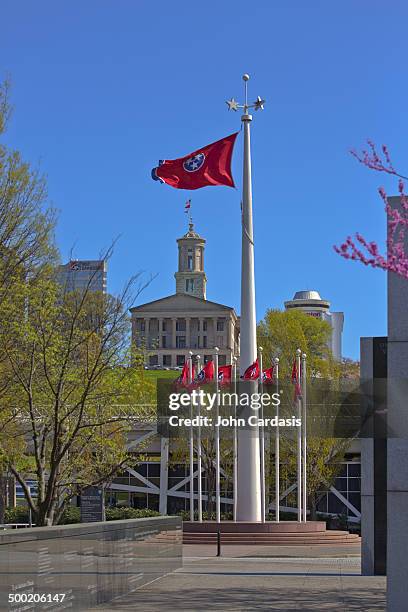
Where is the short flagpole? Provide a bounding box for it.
[196,354,203,523]
[214,346,221,524]
[259,347,266,523]
[233,356,238,522]
[274,357,280,522]
[296,348,302,522]
[302,353,307,522]
[188,351,194,522]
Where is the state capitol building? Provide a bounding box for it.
[131,222,240,368]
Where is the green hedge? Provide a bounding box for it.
[4,506,161,525]
[105,507,160,521]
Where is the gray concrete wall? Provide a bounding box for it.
[0,516,182,611]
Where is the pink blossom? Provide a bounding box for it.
[334,142,408,280]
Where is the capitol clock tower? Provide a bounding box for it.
[175,222,207,300]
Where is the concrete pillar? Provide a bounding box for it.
[387,196,408,610]
[360,337,387,576]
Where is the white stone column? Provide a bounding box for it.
[212,317,218,346]
[172,317,177,349]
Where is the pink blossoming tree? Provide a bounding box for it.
[334,141,408,279]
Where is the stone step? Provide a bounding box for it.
[183,538,360,545]
[183,532,361,545]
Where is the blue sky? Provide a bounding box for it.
[2,0,407,359]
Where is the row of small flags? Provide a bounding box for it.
[175,358,275,387]
[175,356,303,399]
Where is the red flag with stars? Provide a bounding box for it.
[261,366,275,384]
[152,133,238,190]
[218,365,232,386]
[242,359,260,380]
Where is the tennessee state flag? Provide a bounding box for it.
[242,359,260,380]
[152,133,238,190]
[195,360,214,384]
[218,365,232,385]
[261,366,274,384]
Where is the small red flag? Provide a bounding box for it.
[261,366,275,384]
[152,133,238,190]
[242,359,260,380]
[218,365,232,385]
[195,360,214,384]
[291,359,302,399]
[174,362,195,388]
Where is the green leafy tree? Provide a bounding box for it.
[0,270,154,525]
[258,309,354,520]
[257,309,340,378]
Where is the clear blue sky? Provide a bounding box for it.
[2,1,407,359]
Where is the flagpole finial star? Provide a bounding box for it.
[253,96,265,111]
[225,76,265,116]
[226,98,239,111]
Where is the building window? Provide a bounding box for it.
[186,279,195,292]
[204,355,212,363]
[203,320,207,331]
[218,354,227,366]
[176,320,186,332]
[140,320,145,332]
[176,336,186,349]
[162,336,167,348]
[177,355,185,366]
[162,320,167,331]
[187,250,193,271]
[149,354,158,366]
[163,355,172,366]
[202,336,207,348]
[217,320,225,331]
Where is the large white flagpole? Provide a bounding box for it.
[188,351,194,521]
[227,74,264,522]
[301,352,307,522]
[214,346,221,523]
[259,347,266,523]
[274,357,280,522]
[196,355,203,522]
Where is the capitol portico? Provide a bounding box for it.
[131,222,240,367]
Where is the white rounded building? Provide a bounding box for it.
[284,290,344,360]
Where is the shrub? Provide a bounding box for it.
[59,507,81,524]
[105,507,161,521]
[4,506,31,524]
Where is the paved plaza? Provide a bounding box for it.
[96,544,386,611]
